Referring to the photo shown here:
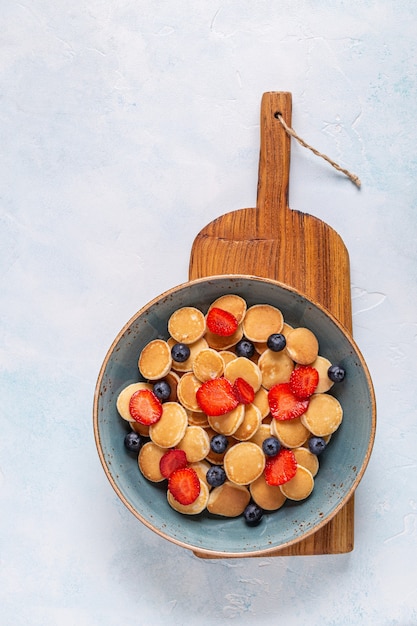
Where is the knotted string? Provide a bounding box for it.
[275,112,361,188]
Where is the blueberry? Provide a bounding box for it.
[328,364,346,383]
[262,436,281,457]
[308,436,327,455]
[206,466,226,487]
[153,379,171,402]
[267,333,286,352]
[243,503,264,526]
[124,431,143,453]
[171,342,191,362]
[210,434,228,454]
[235,338,255,359]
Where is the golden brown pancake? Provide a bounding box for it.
[242,304,284,342]
[250,474,287,511]
[149,401,188,448]
[224,357,262,392]
[300,393,343,437]
[207,481,250,517]
[223,441,266,485]
[293,446,319,477]
[138,339,172,380]
[138,442,166,482]
[279,465,314,501]
[116,382,153,421]
[176,372,203,412]
[285,327,319,365]
[233,404,262,441]
[207,404,245,437]
[168,306,206,344]
[192,348,224,382]
[270,416,310,448]
[177,425,211,462]
[258,348,294,390]
[208,294,247,324]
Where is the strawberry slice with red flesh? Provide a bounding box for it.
[264,448,297,486]
[268,382,309,421]
[129,389,163,425]
[233,377,255,405]
[168,467,201,505]
[206,307,239,337]
[159,448,188,479]
[196,377,239,416]
[289,366,319,400]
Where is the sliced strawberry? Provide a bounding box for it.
[233,377,255,405]
[289,366,319,399]
[168,467,201,505]
[159,448,188,479]
[268,382,309,421]
[196,377,239,416]
[264,448,297,486]
[129,389,163,425]
[206,307,239,337]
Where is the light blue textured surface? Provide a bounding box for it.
[1,1,416,624]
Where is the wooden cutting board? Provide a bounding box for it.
[189,92,354,556]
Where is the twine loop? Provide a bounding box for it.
[275,112,361,188]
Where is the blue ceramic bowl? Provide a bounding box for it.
[93,275,376,557]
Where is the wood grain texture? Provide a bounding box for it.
[189,92,354,556]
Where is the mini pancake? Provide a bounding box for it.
[138,339,172,380]
[300,393,343,437]
[192,348,224,382]
[116,382,153,421]
[167,479,209,515]
[129,420,150,438]
[138,441,166,482]
[252,386,270,419]
[168,336,208,373]
[254,341,268,355]
[233,404,262,441]
[219,350,237,366]
[149,401,188,448]
[285,327,319,365]
[207,481,250,517]
[204,324,243,351]
[293,446,319,477]
[250,474,287,511]
[242,304,284,342]
[207,404,245,436]
[224,357,262,392]
[248,423,272,449]
[168,306,206,344]
[189,460,212,489]
[186,410,209,428]
[279,465,314,501]
[177,425,211,462]
[270,416,310,448]
[307,356,334,393]
[258,348,294,390]
[223,441,266,485]
[176,372,203,412]
[208,294,247,324]
[282,322,294,337]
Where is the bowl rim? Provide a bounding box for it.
[93,274,376,557]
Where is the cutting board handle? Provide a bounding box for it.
[256,92,292,232]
